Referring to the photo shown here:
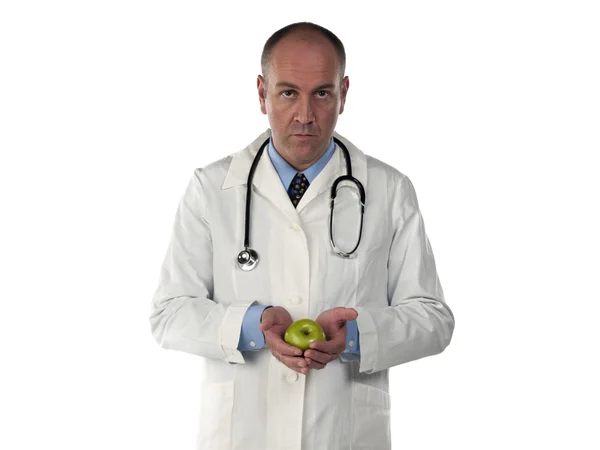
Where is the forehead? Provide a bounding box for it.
[268,36,340,88]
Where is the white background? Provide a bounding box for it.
[1,1,599,449]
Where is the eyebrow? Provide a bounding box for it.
[275,81,336,91]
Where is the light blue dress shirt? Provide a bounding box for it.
[237,136,360,356]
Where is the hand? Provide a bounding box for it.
[304,307,359,370]
[260,306,310,375]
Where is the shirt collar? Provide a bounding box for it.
[267,136,336,189]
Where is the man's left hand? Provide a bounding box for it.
[304,307,358,370]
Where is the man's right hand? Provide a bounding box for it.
[260,306,310,375]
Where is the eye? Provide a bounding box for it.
[282,90,295,98]
[317,90,329,98]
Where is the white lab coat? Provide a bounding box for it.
[149,129,454,450]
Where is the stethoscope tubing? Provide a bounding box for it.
[239,135,365,269]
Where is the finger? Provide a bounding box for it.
[309,334,345,353]
[304,356,326,370]
[279,353,310,375]
[335,307,358,322]
[276,341,304,357]
[347,307,359,320]
[259,316,272,332]
[305,349,335,365]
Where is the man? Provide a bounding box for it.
[149,22,454,450]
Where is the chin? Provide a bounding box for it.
[290,147,317,161]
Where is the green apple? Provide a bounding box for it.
[284,319,326,351]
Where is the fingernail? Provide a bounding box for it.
[297,361,304,368]
[306,360,311,366]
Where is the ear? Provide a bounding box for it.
[257,75,267,115]
[339,76,350,115]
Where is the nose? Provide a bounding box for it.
[294,96,315,124]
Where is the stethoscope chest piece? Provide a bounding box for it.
[237,248,259,271]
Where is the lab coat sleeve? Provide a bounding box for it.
[353,175,455,374]
[149,168,253,364]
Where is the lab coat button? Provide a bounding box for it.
[287,372,298,383]
[290,223,301,232]
[250,341,256,347]
[290,296,302,305]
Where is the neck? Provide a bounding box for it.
[272,138,329,172]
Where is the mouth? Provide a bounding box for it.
[292,134,314,140]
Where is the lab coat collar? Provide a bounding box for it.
[221,128,368,220]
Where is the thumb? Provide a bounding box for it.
[260,314,273,332]
[340,307,358,322]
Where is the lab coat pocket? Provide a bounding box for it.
[351,382,391,450]
[197,380,234,450]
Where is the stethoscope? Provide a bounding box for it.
[237,136,365,271]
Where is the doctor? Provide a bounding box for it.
[149,21,455,450]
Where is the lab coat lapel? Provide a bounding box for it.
[222,129,299,224]
[252,147,300,223]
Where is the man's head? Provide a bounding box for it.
[258,22,349,172]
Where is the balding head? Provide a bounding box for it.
[261,22,346,90]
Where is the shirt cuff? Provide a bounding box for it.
[237,304,272,351]
[344,319,360,354]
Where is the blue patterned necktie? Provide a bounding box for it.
[288,172,310,208]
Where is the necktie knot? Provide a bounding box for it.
[288,172,309,208]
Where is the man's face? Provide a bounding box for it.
[257,35,349,172]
